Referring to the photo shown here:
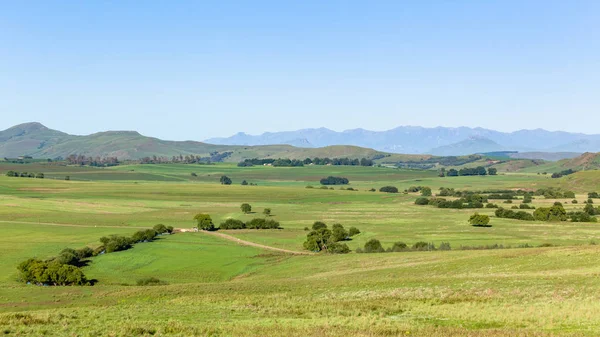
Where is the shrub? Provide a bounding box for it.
[415,197,430,205]
[348,227,360,237]
[220,175,232,185]
[469,213,491,227]
[390,242,408,252]
[312,221,327,230]
[439,242,451,251]
[131,229,158,243]
[241,180,248,185]
[421,187,432,196]
[412,241,431,251]
[363,239,385,253]
[17,258,88,286]
[219,218,246,230]
[572,199,578,204]
[485,203,498,208]
[136,277,167,286]
[153,224,168,234]
[305,185,314,189]
[379,186,399,193]
[327,242,350,254]
[263,208,271,216]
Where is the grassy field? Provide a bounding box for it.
[1,163,600,336]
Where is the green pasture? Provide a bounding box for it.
[2,163,600,335]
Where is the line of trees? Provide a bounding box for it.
[445,166,493,177]
[5,171,44,178]
[238,157,374,167]
[551,169,576,178]
[17,224,173,286]
[356,239,450,253]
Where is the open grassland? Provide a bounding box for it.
[2,163,600,336]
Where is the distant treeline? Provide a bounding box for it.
[443,166,497,177]
[60,152,232,166]
[394,155,483,170]
[6,171,44,178]
[551,169,576,178]
[238,157,374,167]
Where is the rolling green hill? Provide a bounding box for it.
[0,123,390,161]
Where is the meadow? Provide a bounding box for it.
[1,162,600,336]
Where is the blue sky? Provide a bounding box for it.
[1,1,598,140]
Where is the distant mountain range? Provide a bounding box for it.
[1,122,598,161]
[206,126,600,155]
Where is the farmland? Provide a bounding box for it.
[2,162,600,336]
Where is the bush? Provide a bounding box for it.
[327,242,350,254]
[219,218,246,230]
[153,224,168,234]
[363,239,385,253]
[438,242,451,251]
[348,227,360,237]
[412,241,431,251]
[485,203,498,208]
[131,229,158,243]
[263,208,271,216]
[415,197,430,205]
[572,199,578,204]
[469,213,491,227]
[246,218,281,229]
[312,221,327,230]
[136,277,167,286]
[379,186,399,193]
[390,242,408,252]
[305,185,314,189]
[421,187,432,196]
[101,235,133,253]
[17,258,88,286]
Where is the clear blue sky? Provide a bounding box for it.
[1,1,598,140]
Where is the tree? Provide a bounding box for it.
[220,175,232,185]
[391,242,408,252]
[469,213,491,227]
[320,176,349,185]
[153,224,168,234]
[363,239,384,253]
[421,187,432,197]
[240,203,252,214]
[330,224,349,242]
[241,180,248,185]
[194,213,215,231]
[415,197,430,205]
[263,208,271,216]
[303,227,332,252]
[488,168,498,175]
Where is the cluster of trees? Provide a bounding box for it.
[219,218,281,230]
[589,192,600,198]
[140,152,229,164]
[196,213,280,230]
[5,171,44,178]
[99,225,173,253]
[356,239,450,253]
[445,166,495,177]
[303,222,360,253]
[238,157,374,167]
[551,169,576,178]
[395,155,482,170]
[534,188,575,199]
[495,202,599,223]
[66,154,119,167]
[320,176,349,185]
[220,176,232,185]
[404,186,432,196]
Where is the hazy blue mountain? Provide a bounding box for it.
[206,126,600,155]
[428,137,505,156]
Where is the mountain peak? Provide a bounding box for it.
[7,122,49,132]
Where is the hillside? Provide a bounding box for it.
[428,137,505,156]
[0,123,389,161]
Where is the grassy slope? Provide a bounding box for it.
[2,164,600,335]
